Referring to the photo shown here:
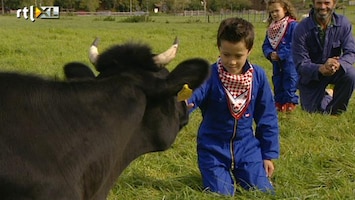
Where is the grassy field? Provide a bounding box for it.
[1,12,355,199]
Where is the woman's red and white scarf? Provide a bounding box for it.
[218,59,253,119]
[267,16,293,49]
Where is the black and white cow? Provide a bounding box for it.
[0,38,210,199]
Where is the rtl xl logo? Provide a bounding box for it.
[17,6,60,22]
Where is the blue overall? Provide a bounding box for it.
[188,61,279,195]
[292,9,355,114]
[262,20,299,105]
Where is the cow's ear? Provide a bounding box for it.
[64,62,96,80]
[167,58,210,91]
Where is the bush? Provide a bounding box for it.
[120,15,151,23]
[103,16,116,21]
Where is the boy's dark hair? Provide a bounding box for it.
[217,17,255,51]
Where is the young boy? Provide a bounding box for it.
[187,17,280,196]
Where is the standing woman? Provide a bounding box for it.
[262,0,299,112]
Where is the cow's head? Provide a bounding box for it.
[65,37,179,80]
[64,38,210,151]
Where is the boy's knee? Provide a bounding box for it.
[200,168,235,196]
[234,161,275,193]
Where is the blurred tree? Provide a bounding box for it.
[39,0,55,5]
[78,0,99,11]
[171,0,191,12]
[5,0,315,13]
[236,0,252,10]
[188,0,204,10]
[2,0,21,10]
[20,0,34,7]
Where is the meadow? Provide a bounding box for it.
[1,11,355,199]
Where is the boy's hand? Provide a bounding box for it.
[270,52,280,61]
[185,100,194,111]
[264,159,275,177]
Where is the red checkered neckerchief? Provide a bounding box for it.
[267,16,294,49]
[218,59,254,119]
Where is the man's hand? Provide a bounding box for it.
[319,57,340,76]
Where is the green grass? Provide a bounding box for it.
[1,14,355,199]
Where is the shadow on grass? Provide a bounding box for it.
[114,171,204,192]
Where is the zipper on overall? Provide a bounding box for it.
[230,119,238,170]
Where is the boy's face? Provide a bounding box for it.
[218,40,251,75]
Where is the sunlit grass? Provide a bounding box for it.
[1,14,355,199]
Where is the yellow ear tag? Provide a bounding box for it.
[177,84,193,102]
